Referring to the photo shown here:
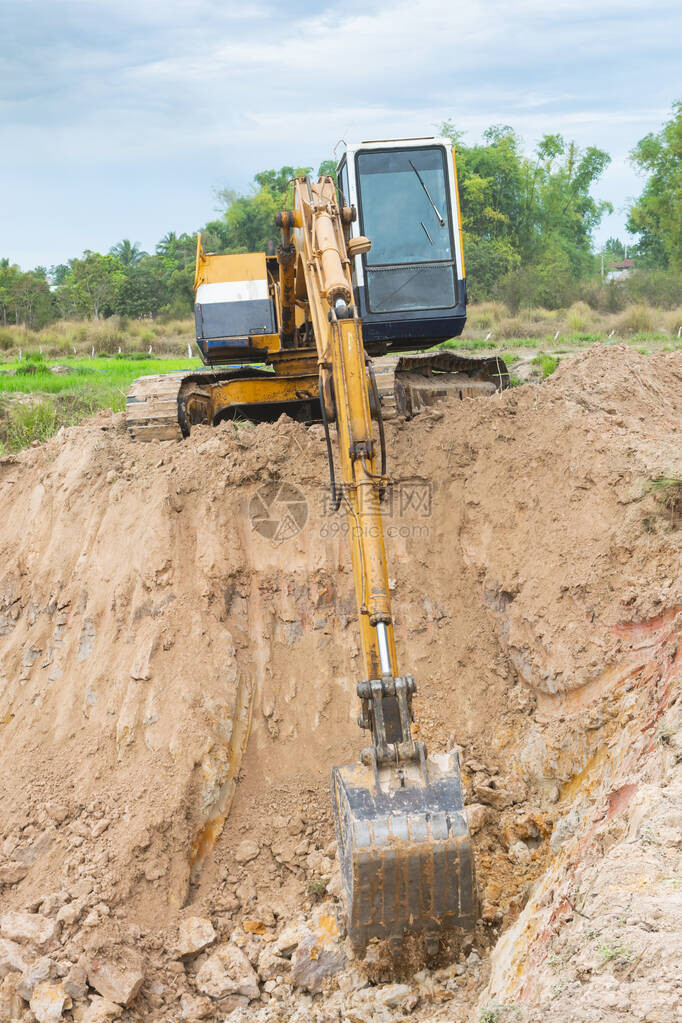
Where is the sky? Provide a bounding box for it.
[1,0,680,270]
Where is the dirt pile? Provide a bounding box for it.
[0,345,680,1022]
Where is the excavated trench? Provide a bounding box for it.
[0,346,680,1022]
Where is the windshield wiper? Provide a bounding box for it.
[410,160,445,226]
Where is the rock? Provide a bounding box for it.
[0,912,59,948]
[39,894,68,918]
[0,864,29,885]
[29,981,72,1022]
[88,958,144,1006]
[177,917,216,957]
[68,879,93,901]
[467,949,481,967]
[235,879,256,905]
[274,924,302,958]
[509,840,532,867]
[242,920,266,935]
[287,814,305,836]
[18,956,53,1000]
[376,982,412,1008]
[337,967,369,993]
[0,971,23,1021]
[474,775,527,810]
[56,901,83,927]
[234,839,259,864]
[0,938,29,979]
[510,812,541,841]
[290,934,346,994]
[481,902,499,923]
[179,992,214,1020]
[326,869,344,900]
[465,803,489,834]
[550,808,581,852]
[257,946,290,982]
[247,904,276,928]
[194,943,259,1001]
[62,960,88,1001]
[81,995,123,1022]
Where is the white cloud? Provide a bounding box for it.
[1,0,679,265]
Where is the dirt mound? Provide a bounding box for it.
[0,346,680,1021]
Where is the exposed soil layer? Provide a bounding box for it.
[0,346,680,1022]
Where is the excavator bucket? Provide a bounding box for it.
[331,749,476,955]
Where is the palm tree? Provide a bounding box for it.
[110,239,145,266]
[156,232,178,257]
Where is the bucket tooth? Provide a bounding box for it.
[331,750,477,954]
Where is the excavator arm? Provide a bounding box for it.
[277,175,476,955]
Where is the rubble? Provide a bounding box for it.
[177,917,216,957]
[18,956,53,1000]
[0,938,29,979]
[29,981,71,1023]
[194,943,260,1001]
[80,995,122,1022]
[87,959,144,1007]
[0,913,58,949]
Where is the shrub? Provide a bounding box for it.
[625,270,682,309]
[617,304,655,334]
[663,307,682,337]
[467,301,505,331]
[583,280,628,313]
[565,301,594,332]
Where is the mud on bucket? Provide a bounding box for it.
[331,750,477,955]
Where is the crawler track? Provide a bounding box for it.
[125,353,509,441]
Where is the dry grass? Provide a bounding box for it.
[465,302,506,331]
[616,304,655,335]
[663,307,682,337]
[565,302,596,333]
[458,300,681,346]
[0,318,195,359]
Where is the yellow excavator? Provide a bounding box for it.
[127,137,508,955]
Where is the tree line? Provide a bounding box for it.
[1,102,679,330]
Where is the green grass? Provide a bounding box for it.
[479,1002,521,1023]
[597,940,632,967]
[0,353,202,455]
[531,353,560,378]
[0,353,200,397]
[646,475,682,525]
[440,337,498,351]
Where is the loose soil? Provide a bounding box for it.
[0,345,680,1022]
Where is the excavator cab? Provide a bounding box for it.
[337,138,467,352]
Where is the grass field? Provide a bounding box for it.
[0,353,201,454]
[1,304,681,454]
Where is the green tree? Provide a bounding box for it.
[0,260,55,328]
[440,121,611,304]
[627,101,682,269]
[57,251,124,319]
[110,239,146,266]
[603,237,626,260]
[0,259,21,326]
[209,165,312,254]
[115,257,168,317]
